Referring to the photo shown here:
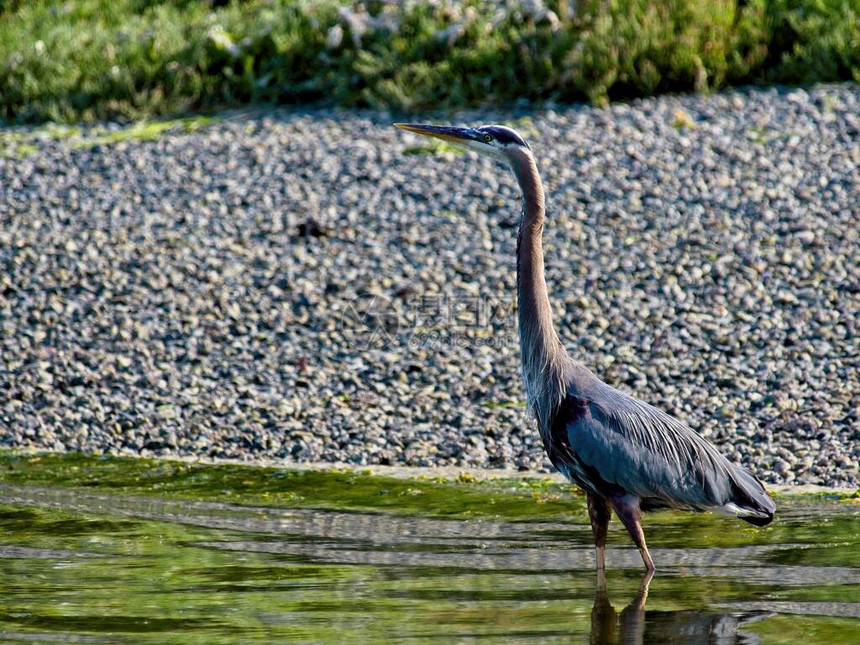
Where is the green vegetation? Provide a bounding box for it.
[753,616,860,645]
[0,0,858,123]
[0,451,855,543]
[0,452,586,520]
[72,115,217,146]
[485,399,528,409]
[403,141,465,156]
[0,138,36,158]
[0,115,216,157]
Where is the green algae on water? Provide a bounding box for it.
[0,451,857,644]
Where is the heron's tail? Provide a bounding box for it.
[723,466,776,527]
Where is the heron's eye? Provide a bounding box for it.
[483,133,493,143]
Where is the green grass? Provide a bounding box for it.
[71,115,218,146]
[0,115,217,157]
[0,138,37,158]
[402,142,465,156]
[0,0,858,123]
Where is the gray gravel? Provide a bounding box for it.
[1,84,858,487]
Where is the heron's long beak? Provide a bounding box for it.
[394,123,479,144]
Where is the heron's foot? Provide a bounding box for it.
[640,564,655,586]
[639,547,656,574]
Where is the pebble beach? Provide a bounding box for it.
[1,84,858,487]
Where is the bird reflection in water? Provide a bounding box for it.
[590,571,770,644]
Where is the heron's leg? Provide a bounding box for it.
[587,493,611,571]
[609,497,656,573]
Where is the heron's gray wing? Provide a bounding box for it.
[561,388,737,509]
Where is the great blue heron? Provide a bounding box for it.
[394,123,776,573]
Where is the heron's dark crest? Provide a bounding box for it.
[395,122,776,573]
[477,125,532,149]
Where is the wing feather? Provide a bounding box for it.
[561,386,739,510]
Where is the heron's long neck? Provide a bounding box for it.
[512,152,566,411]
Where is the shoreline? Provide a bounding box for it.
[3,448,855,496]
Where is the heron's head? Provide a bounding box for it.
[394,123,531,165]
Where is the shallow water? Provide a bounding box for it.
[0,458,857,643]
